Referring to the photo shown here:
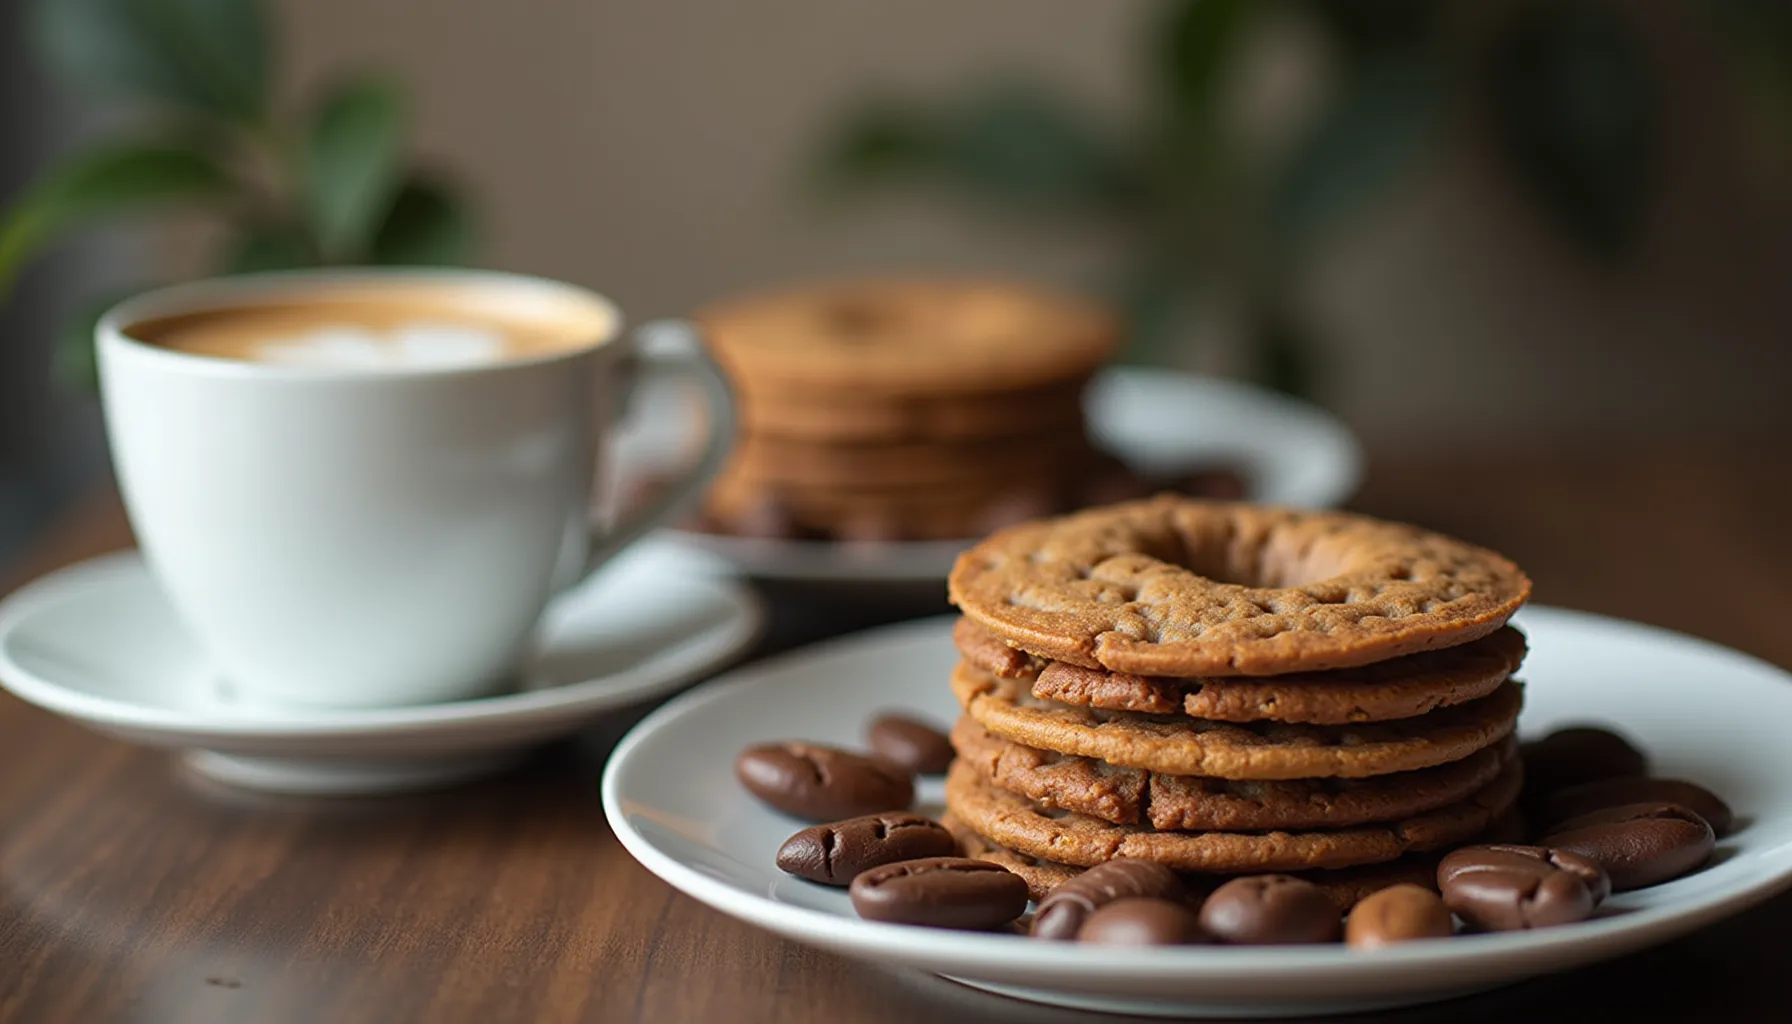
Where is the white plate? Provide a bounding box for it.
[602,607,1792,1017]
[0,540,762,795]
[612,367,1364,583]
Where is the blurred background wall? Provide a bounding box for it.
[279,2,1792,446]
[3,0,1789,562]
[272,0,1788,447]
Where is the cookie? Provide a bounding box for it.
[707,459,1064,513]
[952,662,1524,780]
[731,429,1090,490]
[947,819,1443,908]
[1028,626,1526,725]
[954,616,1048,679]
[952,716,1518,831]
[704,469,1069,542]
[943,757,1524,873]
[948,497,1533,677]
[741,376,1090,442]
[696,278,1119,397]
[954,618,1525,723]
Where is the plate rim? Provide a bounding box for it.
[600,606,1792,990]
[0,544,765,741]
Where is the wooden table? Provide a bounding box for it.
[2,446,1789,1023]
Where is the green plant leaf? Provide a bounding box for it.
[1302,0,1439,55]
[0,143,232,296]
[812,102,942,191]
[54,287,140,393]
[941,87,1131,210]
[30,0,270,121]
[305,76,405,262]
[369,177,474,266]
[1157,0,1254,117]
[221,223,317,274]
[1268,56,1437,263]
[1700,0,1792,182]
[1488,3,1657,257]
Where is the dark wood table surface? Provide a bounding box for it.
[2,444,1789,1023]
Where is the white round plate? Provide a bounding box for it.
[602,607,1792,1017]
[610,366,1364,583]
[0,539,762,795]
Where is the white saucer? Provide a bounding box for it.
[612,366,1364,583]
[0,540,762,795]
[602,608,1792,1017]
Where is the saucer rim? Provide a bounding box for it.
[0,543,764,740]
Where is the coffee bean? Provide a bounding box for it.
[849,857,1028,930]
[1540,802,1715,891]
[1539,777,1733,837]
[1030,859,1185,940]
[1438,844,1609,931]
[1441,842,1611,906]
[1198,875,1342,945]
[1344,884,1454,948]
[735,742,914,821]
[865,714,955,776]
[1521,726,1648,801]
[775,812,958,886]
[1077,898,1209,946]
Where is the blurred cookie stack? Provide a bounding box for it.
[939,498,1536,906]
[691,279,1122,542]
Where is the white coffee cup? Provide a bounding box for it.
[97,269,733,709]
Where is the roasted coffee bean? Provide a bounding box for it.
[1521,726,1648,800]
[736,742,914,821]
[1344,884,1454,948]
[1198,875,1342,945]
[1077,898,1209,946]
[865,714,955,775]
[1030,859,1185,940]
[1438,844,1609,931]
[1540,802,1715,891]
[1441,843,1611,906]
[1539,777,1733,837]
[775,812,958,886]
[849,857,1028,930]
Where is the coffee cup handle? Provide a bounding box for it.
[580,318,735,576]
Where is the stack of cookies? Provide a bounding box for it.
[691,279,1122,541]
[939,496,1535,906]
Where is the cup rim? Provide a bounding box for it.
[97,267,627,380]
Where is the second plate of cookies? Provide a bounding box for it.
[608,280,1360,582]
[611,364,1364,583]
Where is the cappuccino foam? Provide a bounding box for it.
[124,281,613,367]
[257,323,509,370]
